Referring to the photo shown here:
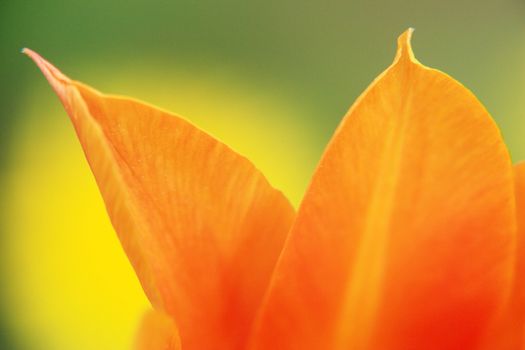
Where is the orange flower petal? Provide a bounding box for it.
[249,29,516,350]
[24,49,295,349]
[513,162,525,348]
[134,310,180,350]
[483,162,525,350]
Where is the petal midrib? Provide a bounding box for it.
[334,58,416,349]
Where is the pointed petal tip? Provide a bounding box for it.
[395,28,417,63]
[21,47,44,63]
[21,47,35,56]
[22,48,70,100]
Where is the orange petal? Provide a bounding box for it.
[249,29,516,350]
[483,162,525,350]
[24,49,295,349]
[514,162,525,348]
[134,310,180,350]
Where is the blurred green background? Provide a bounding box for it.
[1,0,525,349]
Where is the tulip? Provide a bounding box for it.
[24,29,525,350]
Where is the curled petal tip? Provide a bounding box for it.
[22,48,70,100]
[21,47,42,62]
[395,28,417,63]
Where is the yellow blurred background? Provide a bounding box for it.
[1,0,525,349]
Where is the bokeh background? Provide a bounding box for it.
[1,0,525,349]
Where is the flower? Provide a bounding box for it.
[23,29,525,350]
